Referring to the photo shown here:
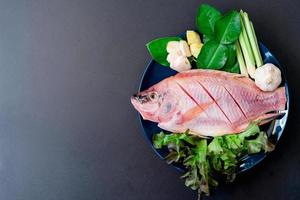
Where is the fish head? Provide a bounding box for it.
[131,89,162,121]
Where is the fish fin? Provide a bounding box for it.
[188,130,211,139]
[158,121,186,133]
[232,112,285,133]
[177,101,214,125]
[254,112,283,125]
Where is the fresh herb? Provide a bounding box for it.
[196,4,221,36]
[146,37,182,66]
[222,60,240,74]
[223,44,237,69]
[237,10,263,77]
[153,124,274,197]
[214,11,241,44]
[236,41,248,76]
[196,40,228,69]
[196,5,241,72]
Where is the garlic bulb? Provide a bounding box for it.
[179,40,191,57]
[254,63,282,92]
[166,41,181,54]
[169,55,192,72]
[166,40,192,72]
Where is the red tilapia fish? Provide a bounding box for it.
[131,69,286,137]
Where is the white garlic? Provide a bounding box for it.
[166,41,181,54]
[170,55,192,72]
[179,40,192,57]
[254,63,282,92]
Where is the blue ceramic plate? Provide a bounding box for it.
[137,42,289,173]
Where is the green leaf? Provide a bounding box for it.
[203,34,213,43]
[210,156,222,171]
[151,126,275,195]
[220,150,237,169]
[196,4,221,36]
[197,40,228,69]
[214,11,241,44]
[223,44,237,67]
[152,132,167,148]
[232,61,240,73]
[222,60,240,73]
[165,151,185,164]
[146,37,181,66]
[224,135,243,151]
[195,139,207,163]
[238,123,260,140]
[208,137,223,155]
[195,140,210,195]
[246,132,275,154]
[182,167,200,190]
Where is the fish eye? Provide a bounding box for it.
[149,93,157,100]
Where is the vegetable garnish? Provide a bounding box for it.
[237,10,263,78]
[196,5,241,72]
[186,30,203,58]
[153,124,274,198]
[166,40,193,72]
[254,63,282,91]
[145,4,242,74]
[146,37,181,66]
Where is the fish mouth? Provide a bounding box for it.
[131,93,151,104]
[132,93,139,99]
[131,95,141,111]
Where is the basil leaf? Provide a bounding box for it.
[214,11,241,44]
[196,4,221,36]
[197,40,228,69]
[146,37,181,66]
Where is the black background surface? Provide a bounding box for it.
[0,0,299,200]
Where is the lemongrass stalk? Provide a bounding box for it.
[250,22,260,53]
[242,12,263,67]
[236,41,248,77]
[250,21,263,66]
[240,11,255,65]
[239,24,256,78]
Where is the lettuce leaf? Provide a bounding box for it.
[152,124,275,196]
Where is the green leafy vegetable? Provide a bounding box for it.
[146,37,181,66]
[202,34,212,43]
[214,11,241,44]
[223,44,237,68]
[222,60,240,73]
[196,4,221,36]
[153,124,274,196]
[197,40,228,69]
[196,5,241,73]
